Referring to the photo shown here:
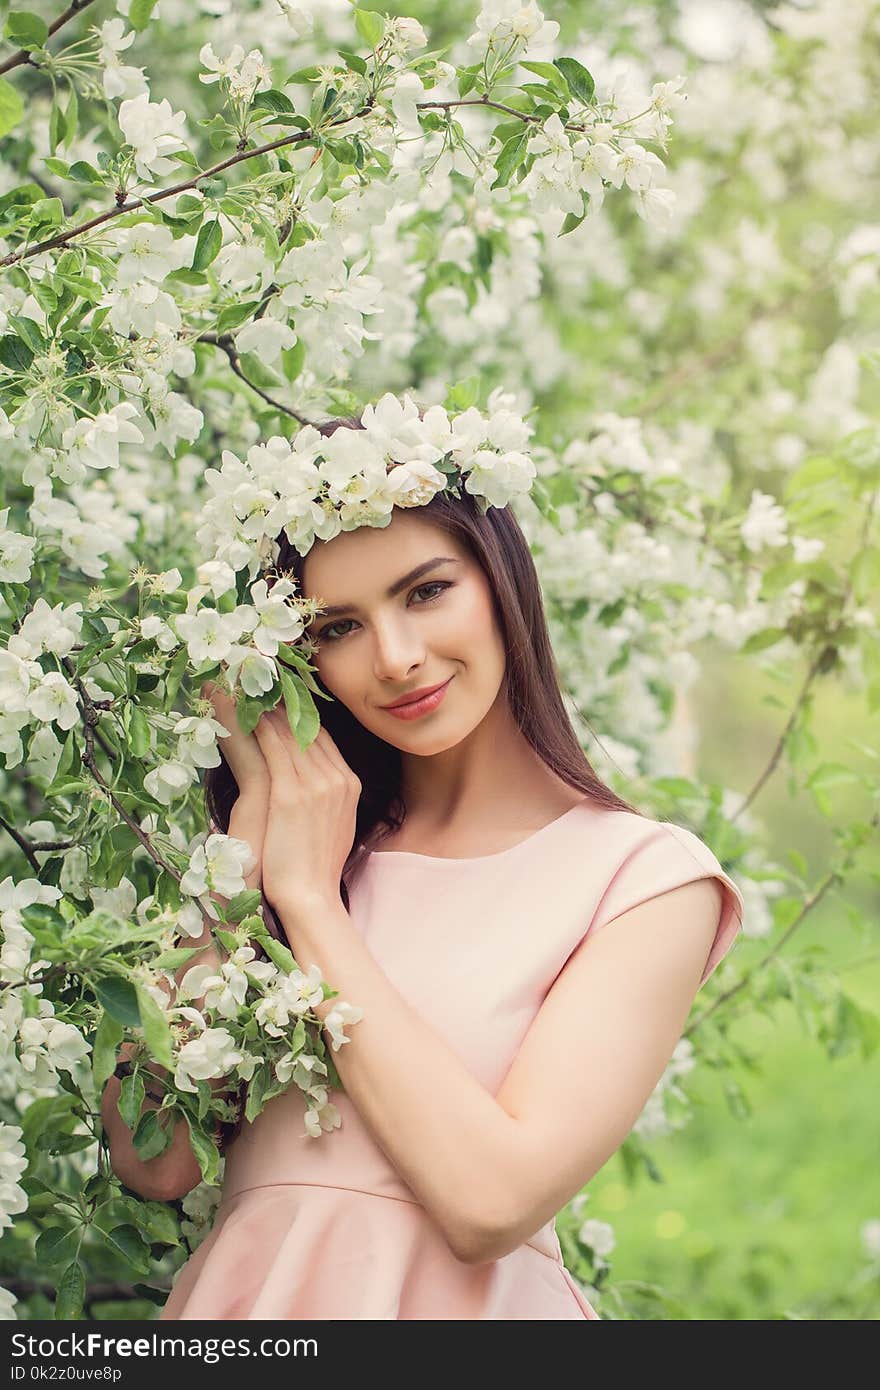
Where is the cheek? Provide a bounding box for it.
[452,585,504,656]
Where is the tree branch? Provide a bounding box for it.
[196,331,313,424]
[733,488,879,821]
[0,89,559,269]
[683,808,880,1037]
[0,0,99,78]
[61,654,183,883]
[0,812,42,871]
[1,102,376,267]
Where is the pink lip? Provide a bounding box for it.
[381,677,453,720]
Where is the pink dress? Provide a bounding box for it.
[160,802,745,1320]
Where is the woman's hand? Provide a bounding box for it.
[101,1043,203,1203]
[253,706,361,915]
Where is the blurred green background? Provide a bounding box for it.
[582,649,880,1319]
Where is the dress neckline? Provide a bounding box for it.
[366,798,593,866]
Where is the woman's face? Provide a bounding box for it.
[299,511,507,753]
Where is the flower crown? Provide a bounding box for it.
[196,388,539,569]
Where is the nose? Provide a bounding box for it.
[371,613,426,685]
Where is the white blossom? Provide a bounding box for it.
[0,509,38,584]
[97,18,148,101]
[0,1124,27,1233]
[27,672,80,731]
[322,999,365,1052]
[179,832,256,900]
[174,1026,242,1094]
[235,317,297,363]
[578,1218,616,1258]
[117,94,188,181]
[741,489,789,552]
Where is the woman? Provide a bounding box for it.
[105,416,744,1320]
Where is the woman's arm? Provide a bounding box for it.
[272,877,723,1265]
[101,683,269,1202]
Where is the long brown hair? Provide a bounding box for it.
[203,415,644,912]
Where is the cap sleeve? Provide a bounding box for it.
[589,821,745,988]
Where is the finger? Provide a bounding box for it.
[253,712,299,782]
[266,708,342,785]
[311,726,354,779]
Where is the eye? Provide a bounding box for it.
[315,580,452,643]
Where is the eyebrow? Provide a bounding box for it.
[313,557,460,619]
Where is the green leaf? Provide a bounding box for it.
[48,101,66,154]
[215,299,260,334]
[92,1010,124,1090]
[118,1070,146,1131]
[457,64,481,99]
[197,174,228,199]
[0,334,33,372]
[491,127,530,189]
[226,888,263,923]
[129,0,160,31]
[741,627,788,654]
[20,1093,77,1151]
[36,1131,96,1155]
[135,984,175,1071]
[55,1261,85,1320]
[127,1198,181,1246]
[95,976,142,1029]
[132,1110,173,1161]
[128,704,151,757]
[244,1061,272,1122]
[553,57,595,104]
[8,312,45,352]
[165,645,189,706]
[35,1226,82,1269]
[191,218,223,271]
[68,159,103,184]
[103,1224,152,1274]
[280,338,305,383]
[251,88,295,114]
[354,8,385,48]
[152,945,202,971]
[285,66,321,83]
[279,663,301,729]
[293,681,320,750]
[235,349,283,390]
[184,1114,221,1185]
[63,82,78,149]
[520,60,570,95]
[558,191,591,237]
[4,11,49,48]
[31,195,63,228]
[337,48,367,75]
[235,688,276,736]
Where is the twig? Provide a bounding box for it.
[1,102,376,267]
[733,489,878,822]
[684,806,880,1037]
[0,813,43,871]
[197,331,312,424]
[732,646,829,821]
[61,655,182,882]
[0,0,99,78]
[0,88,563,268]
